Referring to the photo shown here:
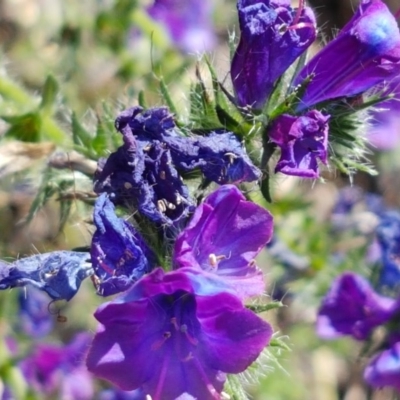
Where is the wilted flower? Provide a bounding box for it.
[0,251,92,301]
[294,0,400,111]
[231,0,316,109]
[174,184,273,299]
[95,106,261,225]
[87,268,272,400]
[91,194,155,296]
[20,333,93,399]
[269,110,329,178]
[317,272,398,340]
[364,341,400,391]
[147,0,216,53]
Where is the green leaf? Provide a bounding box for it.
[3,112,42,142]
[40,75,59,114]
[247,301,284,313]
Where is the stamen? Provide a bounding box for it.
[151,331,171,350]
[180,324,199,346]
[292,0,305,26]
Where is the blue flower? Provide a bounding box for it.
[91,194,156,296]
[231,0,316,109]
[0,251,92,301]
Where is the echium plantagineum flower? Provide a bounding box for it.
[268,110,329,178]
[20,333,94,399]
[364,341,400,391]
[90,194,156,296]
[317,272,399,340]
[0,251,92,301]
[147,0,216,53]
[95,106,261,225]
[174,184,274,299]
[231,0,316,110]
[294,0,400,111]
[87,268,272,400]
[87,185,274,399]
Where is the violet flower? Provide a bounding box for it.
[87,268,272,400]
[294,0,400,111]
[147,0,216,53]
[91,194,156,296]
[317,272,398,340]
[174,184,273,299]
[20,333,94,399]
[0,251,92,301]
[368,79,400,150]
[269,110,329,178]
[231,0,316,109]
[95,106,261,225]
[364,341,400,391]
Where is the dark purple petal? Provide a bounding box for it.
[0,251,92,301]
[231,0,316,109]
[316,272,398,340]
[20,333,93,399]
[294,0,400,110]
[87,268,272,400]
[269,110,329,178]
[147,0,216,53]
[91,194,155,296]
[364,342,400,391]
[174,185,273,299]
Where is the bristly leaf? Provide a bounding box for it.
[247,301,284,313]
[225,374,249,400]
[159,78,178,116]
[2,112,42,142]
[40,75,59,115]
[72,112,95,156]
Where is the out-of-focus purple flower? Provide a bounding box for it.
[147,0,216,53]
[98,388,145,400]
[317,272,398,340]
[376,211,400,288]
[87,268,272,400]
[269,110,329,178]
[91,194,155,296]
[174,185,273,299]
[17,287,53,337]
[0,251,92,301]
[20,333,94,399]
[364,341,400,391]
[368,80,400,150]
[231,0,316,109]
[95,106,261,224]
[294,0,400,111]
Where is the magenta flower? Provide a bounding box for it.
[294,0,400,111]
[147,0,216,53]
[231,0,316,109]
[20,333,94,399]
[174,184,273,299]
[91,194,155,296]
[269,110,329,178]
[87,268,272,400]
[317,272,398,340]
[364,341,400,391]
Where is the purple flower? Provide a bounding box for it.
[20,333,94,399]
[294,0,400,111]
[364,341,400,391]
[95,107,261,225]
[174,185,273,299]
[316,272,398,340]
[376,211,400,288]
[98,388,145,400]
[269,110,329,178]
[87,268,272,400]
[231,0,316,109]
[0,251,92,301]
[91,194,156,296]
[17,287,53,337]
[147,0,216,53]
[368,80,400,150]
